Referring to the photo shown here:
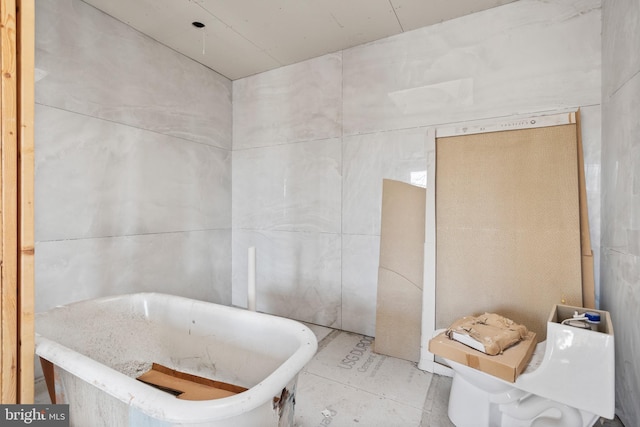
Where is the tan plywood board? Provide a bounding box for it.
[435,125,582,341]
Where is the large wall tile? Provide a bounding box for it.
[231,230,341,328]
[602,0,640,98]
[36,104,231,241]
[233,53,342,149]
[36,0,232,149]
[600,249,640,425]
[601,1,640,423]
[341,235,380,336]
[343,128,427,236]
[601,72,640,252]
[35,230,231,313]
[233,138,341,232]
[343,0,601,135]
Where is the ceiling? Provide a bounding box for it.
[82,0,517,80]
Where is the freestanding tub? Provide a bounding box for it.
[35,293,318,426]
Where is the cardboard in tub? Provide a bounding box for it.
[137,363,247,400]
[429,330,536,383]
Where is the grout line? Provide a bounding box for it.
[316,329,342,352]
[38,227,229,244]
[35,102,229,151]
[233,134,342,152]
[232,228,343,237]
[340,48,345,333]
[388,0,404,32]
[608,69,640,99]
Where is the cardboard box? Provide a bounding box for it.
[137,363,247,400]
[428,331,537,383]
[374,179,425,363]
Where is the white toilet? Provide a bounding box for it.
[442,305,615,427]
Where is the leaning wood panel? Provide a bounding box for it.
[18,0,35,403]
[435,125,583,342]
[1,0,19,403]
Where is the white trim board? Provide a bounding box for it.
[418,109,578,373]
[436,109,577,138]
[419,127,437,372]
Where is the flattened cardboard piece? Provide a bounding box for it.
[137,363,247,401]
[375,179,425,362]
[435,125,583,342]
[428,331,537,383]
[377,180,426,286]
[375,269,423,362]
[576,110,596,308]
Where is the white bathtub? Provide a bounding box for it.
[35,293,318,426]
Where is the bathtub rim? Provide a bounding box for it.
[35,292,318,423]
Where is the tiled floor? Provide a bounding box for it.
[35,324,625,427]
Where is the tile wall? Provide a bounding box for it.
[35,0,233,313]
[601,0,640,424]
[232,0,603,336]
